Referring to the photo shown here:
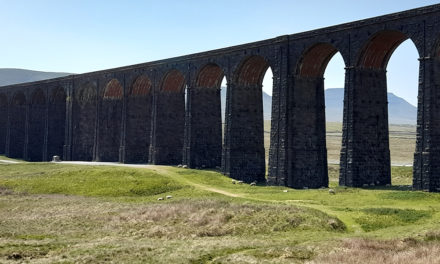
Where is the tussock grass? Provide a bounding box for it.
[111,200,345,239]
[309,238,440,264]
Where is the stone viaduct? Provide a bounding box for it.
[1,4,440,191]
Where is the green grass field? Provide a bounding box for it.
[1,160,440,263]
[0,123,431,263]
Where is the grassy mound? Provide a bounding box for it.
[0,163,185,197]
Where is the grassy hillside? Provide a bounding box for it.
[1,159,440,263]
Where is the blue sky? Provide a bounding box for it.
[1,0,438,105]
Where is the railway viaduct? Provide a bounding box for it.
[1,4,440,191]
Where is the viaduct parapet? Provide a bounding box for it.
[2,4,440,191]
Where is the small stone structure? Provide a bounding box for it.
[1,5,440,191]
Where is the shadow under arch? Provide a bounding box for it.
[0,93,7,153]
[342,30,421,188]
[149,69,185,165]
[28,88,47,161]
[223,55,271,183]
[98,79,123,162]
[125,75,153,163]
[47,87,66,160]
[8,91,26,159]
[184,63,224,168]
[72,82,97,161]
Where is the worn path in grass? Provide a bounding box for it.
[52,161,438,235]
[2,159,440,263]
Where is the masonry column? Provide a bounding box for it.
[119,77,127,163]
[63,81,73,161]
[182,85,192,167]
[42,90,49,161]
[267,42,290,186]
[149,70,186,165]
[413,56,440,191]
[222,81,266,183]
[5,96,11,157]
[23,99,30,160]
[285,76,328,189]
[184,85,222,168]
[340,67,391,187]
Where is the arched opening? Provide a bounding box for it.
[353,30,419,187]
[289,43,343,188]
[9,92,26,159]
[186,63,224,168]
[151,69,185,165]
[72,82,96,161]
[0,94,8,153]
[125,75,152,163]
[47,87,66,160]
[387,40,419,186]
[324,52,346,185]
[224,55,270,183]
[262,68,273,170]
[98,79,123,162]
[28,88,47,161]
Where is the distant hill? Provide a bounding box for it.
[0,68,72,86]
[221,87,417,124]
[325,88,417,125]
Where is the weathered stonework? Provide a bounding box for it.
[1,5,440,190]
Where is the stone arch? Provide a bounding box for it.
[296,43,339,77]
[344,30,421,187]
[235,55,270,86]
[98,78,123,162]
[161,69,185,93]
[357,30,415,69]
[131,75,152,96]
[125,75,153,163]
[196,63,224,89]
[150,69,185,164]
[47,87,66,160]
[286,43,345,188]
[185,63,224,168]
[28,88,47,161]
[9,91,26,159]
[72,82,96,161]
[0,93,8,153]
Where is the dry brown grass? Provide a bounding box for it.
[0,191,345,263]
[309,238,440,264]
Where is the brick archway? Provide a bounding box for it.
[73,82,97,161]
[125,75,153,163]
[184,63,224,168]
[98,79,123,162]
